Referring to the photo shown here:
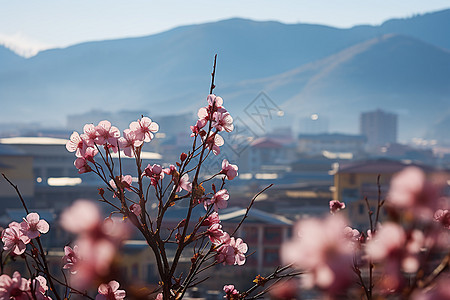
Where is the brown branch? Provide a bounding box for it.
[231,184,273,237]
[209,54,217,94]
[2,173,30,214]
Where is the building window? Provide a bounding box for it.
[263,249,279,266]
[349,173,356,185]
[264,227,281,244]
[242,226,258,244]
[47,167,64,177]
[359,203,365,215]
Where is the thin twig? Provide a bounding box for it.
[231,184,273,237]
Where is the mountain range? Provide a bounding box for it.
[1,9,449,142]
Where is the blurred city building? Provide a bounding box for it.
[297,133,366,157]
[0,144,34,214]
[331,159,440,229]
[360,109,398,149]
[298,114,329,134]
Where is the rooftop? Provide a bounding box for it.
[0,137,67,145]
[335,159,437,174]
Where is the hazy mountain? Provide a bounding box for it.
[225,34,450,139]
[0,45,24,69]
[0,9,449,142]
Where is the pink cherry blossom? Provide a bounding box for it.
[212,111,234,132]
[216,235,248,266]
[143,164,165,187]
[155,293,163,300]
[206,223,225,243]
[30,275,51,300]
[197,107,211,124]
[20,212,50,239]
[207,94,223,108]
[130,117,159,143]
[130,203,141,217]
[223,284,239,300]
[84,147,98,162]
[216,243,235,266]
[2,222,30,255]
[281,215,355,293]
[96,281,126,300]
[205,189,229,211]
[230,237,248,266]
[221,159,238,180]
[62,245,80,274]
[95,120,120,146]
[163,164,177,176]
[74,157,92,174]
[190,119,206,137]
[118,128,143,157]
[174,174,192,193]
[203,132,224,155]
[329,200,346,214]
[0,272,30,300]
[81,123,97,147]
[66,131,87,157]
[109,175,133,197]
[201,212,220,226]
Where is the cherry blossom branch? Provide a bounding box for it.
[419,251,450,289]
[2,173,62,300]
[2,173,30,215]
[231,184,273,237]
[209,54,217,94]
[240,264,301,299]
[168,59,220,285]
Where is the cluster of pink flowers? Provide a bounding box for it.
[329,199,345,214]
[61,93,251,299]
[0,272,51,300]
[223,284,239,300]
[1,212,49,255]
[281,166,450,297]
[66,117,159,173]
[200,210,248,266]
[204,189,230,212]
[95,280,126,300]
[190,94,234,155]
[60,200,130,289]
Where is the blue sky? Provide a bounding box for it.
[1,0,449,57]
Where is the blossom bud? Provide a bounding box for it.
[180,152,188,162]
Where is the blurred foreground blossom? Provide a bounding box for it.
[281,215,355,294]
[434,209,450,229]
[0,272,29,299]
[366,222,425,292]
[387,167,443,220]
[60,200,130,289]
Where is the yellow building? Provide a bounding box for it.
[331,159,435,230]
